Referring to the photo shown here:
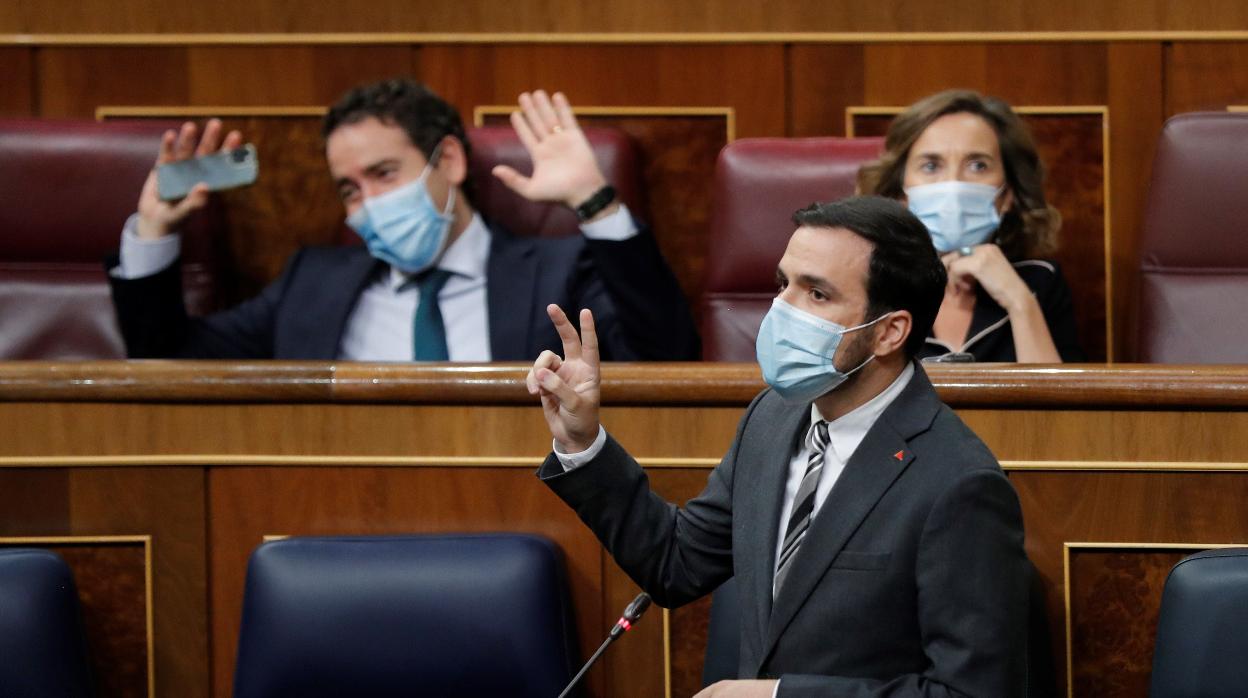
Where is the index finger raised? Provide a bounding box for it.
[547,304,582,361]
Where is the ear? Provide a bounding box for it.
[996,186,1015,216]
[873,309,912,359]
[436,135,469,187]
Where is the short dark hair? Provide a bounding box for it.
[322,77,475,202]
[792,196,947,359]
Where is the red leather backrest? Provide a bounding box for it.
[1136,112,1248,363]
[0,119,224,359]
[701,137,884,361]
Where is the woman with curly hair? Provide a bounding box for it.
[858,89,1085,362]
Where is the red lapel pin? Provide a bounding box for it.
[894,450,905,461]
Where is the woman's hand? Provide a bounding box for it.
[943,244,1062,362]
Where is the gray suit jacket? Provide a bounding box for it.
[539,365,1029,697]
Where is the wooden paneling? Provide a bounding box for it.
[0,468,207,698]
[4,363,1248,696]
[0,539,150,698]
[184,46,419,106]
[36,48,190,118]
[0,47,34,116]
[6,0,1248,34]
[421,45,786,138]
[786,45,865,137]
[1166,42,1248,115]
[1106,43,1164,360]
[1066,547,1185,697]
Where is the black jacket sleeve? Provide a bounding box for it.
[107,251,301,359]
[569,222,701,361]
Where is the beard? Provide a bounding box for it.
[831,323,877,385]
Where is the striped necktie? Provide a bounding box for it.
[412,268,453,361]
[774,420,830,594]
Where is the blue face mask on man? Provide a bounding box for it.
[904,181,1003,253]
[755,298,887,404]
[346,149,456,273]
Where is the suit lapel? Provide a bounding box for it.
[314,248,383,359]
[739,401,809,656]
[485,229,539,361]
[759,365,941,665]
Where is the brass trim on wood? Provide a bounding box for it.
[662,607,673,698]
[1229,106,1248,112]
[1061,541,1245,697]
[96,105,326,120]
[7,456,1248,472]
[473,104,737,143]
[0,455,721,468]
[9,31,1248,47]
[11,362,1248,407]
[846,105,1114,358]
[0,535,155,698]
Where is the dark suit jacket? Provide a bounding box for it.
[539,366,1029,697]
[108,222,699,361]
[917,259,1085,363]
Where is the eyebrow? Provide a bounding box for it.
[333,158,401,190]
[915,150,997,161]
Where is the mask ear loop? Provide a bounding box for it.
[422,138,457,217]
[831,310,891,376]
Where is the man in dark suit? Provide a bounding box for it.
[107,79,698,361]
[527,196,1029,697]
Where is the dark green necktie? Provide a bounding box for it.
[412,269,453,361]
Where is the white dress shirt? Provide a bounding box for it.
[112,206,637,361]
[555,363,916,694]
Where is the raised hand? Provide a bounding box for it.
[525,305,602,454]
[492,90,611,212]
[135,118,243,239]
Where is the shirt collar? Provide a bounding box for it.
[386,212,491,289]
[809,362,915,462]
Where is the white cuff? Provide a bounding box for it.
[772,678,781,698]
[554,426,609,472]
[111,213,181,279]
[578,203,637,242]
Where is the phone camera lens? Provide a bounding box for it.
[231,148,248,164]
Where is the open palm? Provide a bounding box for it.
[492,90,608,210]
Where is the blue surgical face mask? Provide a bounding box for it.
[346,156,455,273]
[905,181,1003,253]
[755,298,886,404]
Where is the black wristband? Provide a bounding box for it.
[574,184,617,222]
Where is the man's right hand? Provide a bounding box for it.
[134,119,243,240]
[526,304,602,454]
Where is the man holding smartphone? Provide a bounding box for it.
[107,78,699,362]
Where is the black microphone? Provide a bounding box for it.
[557,593,652,698]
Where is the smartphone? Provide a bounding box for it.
[157,145,259,201]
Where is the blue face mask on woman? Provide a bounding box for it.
[346,156,455,273]
[904,181,1002,253]
[755,298,886,404]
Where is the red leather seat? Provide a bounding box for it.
[701,137,884,361]
[0,119,224,359]
[336,125,646,244]
[1136,112,1248,363]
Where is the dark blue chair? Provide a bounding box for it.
[0,548,93,698]
[232,534,580,698]
[1150,548,1248,698]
